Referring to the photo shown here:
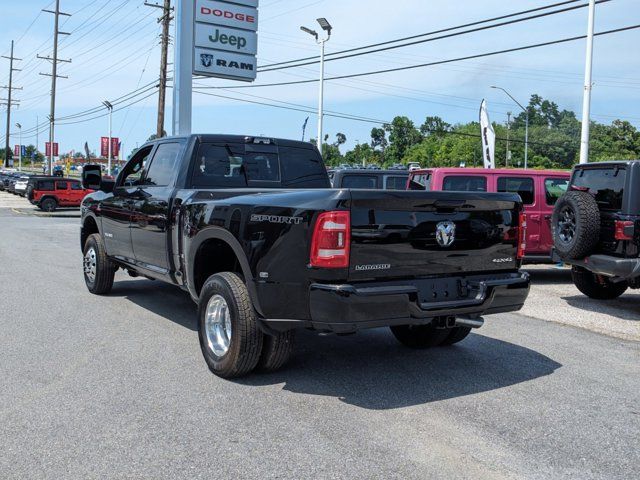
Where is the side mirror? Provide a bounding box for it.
[82,164,102,190]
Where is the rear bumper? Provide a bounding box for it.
[264,272,530,333]
[565,254,640,280]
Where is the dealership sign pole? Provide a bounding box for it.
[173,0,258,135]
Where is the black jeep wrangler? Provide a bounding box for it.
[552,161,640,299]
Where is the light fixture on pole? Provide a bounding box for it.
[301,17,332,158]
[15,122,22,171]
[491,85,529,169]
[102,100,113,176]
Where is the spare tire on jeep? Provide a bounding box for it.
[552,190,600,259]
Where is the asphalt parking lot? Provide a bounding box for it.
[1,191,639,479]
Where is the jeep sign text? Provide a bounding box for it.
[195,23,257,55]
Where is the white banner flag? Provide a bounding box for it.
[479,99,496,169]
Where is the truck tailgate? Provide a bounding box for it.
[348,190,522,281]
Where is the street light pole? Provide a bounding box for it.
[103,100,112,176]
[16,122,21,171]
[579,0,596,164]
[301,18,332,158]
[491,85,529,169]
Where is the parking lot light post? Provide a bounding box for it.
[15,122,21,171]
[301,18,332,158]
[102,101,113,176]
[491,86,529,169]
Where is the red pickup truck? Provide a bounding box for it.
[29,177,93,211]
[408,168,570,263]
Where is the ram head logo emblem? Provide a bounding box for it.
[200,54,214,68]
[435,221,456,247]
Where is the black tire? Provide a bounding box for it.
[552,191,600,259]
[441,326,472,346]
[390,324,451,348]
[83,233,115,295]
[257,330,295,373]
[571,266,628,299]
[198,272,263,379]
[41,197,58,212]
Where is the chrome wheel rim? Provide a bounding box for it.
[205,295,232,357]
[83,247,97,283]
[557,206,577,243]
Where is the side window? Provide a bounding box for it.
[544,178,569,205]
[70,182,83,190]
[119,147,153,187]
[56,181,68,190]
[38,180,55,191]
[442,176,487,192]
[408,173,431,191]
[144,143,182,187]
[384,176,408,190]
[341,175,378,189]
[497,177,535,205]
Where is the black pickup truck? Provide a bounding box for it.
[80,134,530,378]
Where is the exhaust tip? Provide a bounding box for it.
[455,316,485,329]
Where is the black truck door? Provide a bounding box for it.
[100,146,153,262]
[130,142,183,275]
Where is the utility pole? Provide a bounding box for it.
[103,101,113,176]
[579,0,596,164]
[39,0,71,175]
[2,40,22,168]
[505,111,511,167]
[146,0,173,139]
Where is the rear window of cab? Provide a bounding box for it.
[572,167,625,211]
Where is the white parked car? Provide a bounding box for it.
[14,176,30,196]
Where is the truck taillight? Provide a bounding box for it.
[517,212,527,260]
[310,211,351,268]
[614,220,634,241]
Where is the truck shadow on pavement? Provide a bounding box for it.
[244,329,562,410]
[111,278,562,409]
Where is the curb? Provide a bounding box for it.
[11,207,81,219]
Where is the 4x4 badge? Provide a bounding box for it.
[436,221,456,247]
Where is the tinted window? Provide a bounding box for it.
[408,173,431,191]
[442,175,487,192]
[192,143,280,188]
[70,182,83,190]
[56,181,68,190]
[497,177,535,205]
[545,178,569,205]
[38,180,54,191]
[572,167,625,210]
[385,176,408,190]
[144,143,181,187]
[341,175,378,189]
[279,146,329,188]
[120,147,153,187]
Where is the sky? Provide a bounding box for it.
[0,0,639,157]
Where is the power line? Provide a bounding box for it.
[192,89,579,149]
[257,0,597,71]
[197,24,640,90]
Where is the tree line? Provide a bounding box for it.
[318,94,640,169]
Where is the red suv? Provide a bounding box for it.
[29,178,93,212]
[408,168,570,263]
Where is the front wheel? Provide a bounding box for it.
[41,197,58,212]
[390,324,451,348]
[571,266,628,299]
[83,234,115,295]
[198,272,263,379]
